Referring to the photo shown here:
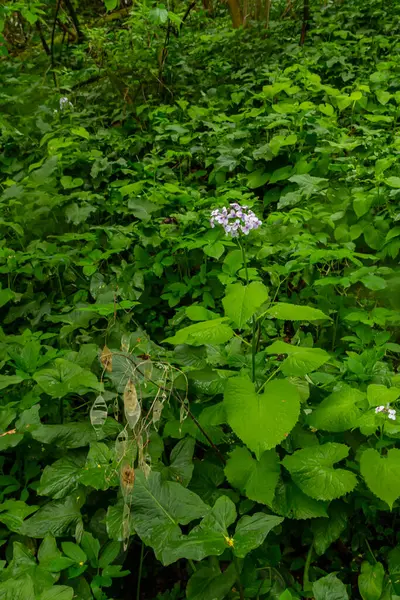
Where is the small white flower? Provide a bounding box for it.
[59,96,73,110]
[210,203,262,237]
[388,409,396,420]
[375,406,385,413]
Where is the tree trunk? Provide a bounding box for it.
[300,0,310,45]
[227,0,243,28]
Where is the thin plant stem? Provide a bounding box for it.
[365,538,377,563]
[238,238,257,382]
[233,556,245,600]
[303,542,314,592]
[188,559,197,572]
[238,238,249,284]
[59,398,64,424]
[136,542,145,600]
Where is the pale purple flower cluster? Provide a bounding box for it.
[210,203,262,237]
[375,404,396,420]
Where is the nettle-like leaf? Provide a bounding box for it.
[313,573,349,600]
[282,443,357,501]
[222,282,269,329]
[360,448,400,509]
[224,376,300,458]
[308,385,366,432]
[225,446,280,506]
[164,495,283,563]
[163,318,234,346]
[265,303,331,322]
[266,341,330,376]
[130,470,208,564]
[272,480,328,520]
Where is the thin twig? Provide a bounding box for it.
[51,0,62,86]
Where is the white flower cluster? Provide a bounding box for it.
[375,404,396,420]
[59,97,73,111]
[210,203,262,237]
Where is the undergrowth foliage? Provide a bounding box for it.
[2,0,400,598]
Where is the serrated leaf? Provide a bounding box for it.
[225,446,280,506]
[163,318,234,346]
[358,561,385,600]
[282,443,357,501]
[265,303,330,321]
[311,502,348,555]
[224,376,300,458]
[222,282,269,329]
[266,341,330,376]
[130,470,208,564]
[272,480,328,519]
[367,384,400,407]
[313,573,349,600]
[360,448,400,509]
[308,385,366,432]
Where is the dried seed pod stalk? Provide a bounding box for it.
[100,345,113,373]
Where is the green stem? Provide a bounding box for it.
[303,542,314,592]
[233,556,245,600]
[188,559,197,572]
[238,238,249,284]
[365,538,377,563]
[136,542,145,600]
[59,398,64,424]
[252,317,257,383]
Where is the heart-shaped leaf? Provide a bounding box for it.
[360,448,400,509]
[224,376,300,458]
[225,446,280,506]
[282,443,357,501]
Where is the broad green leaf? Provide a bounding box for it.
[81,532,100,568]
[149,5,168,24]
[386,177,400,188]
[225,446,280,506]
[20,495,83,538]
[163,496,236,563]
[0,500,38,532]
[360,448,400,509]
[313,573,348,600]
[367,384,400,408]
[272,480,328,519]
[39,587,74,600]
[0,575,35,600]
[105,0,118,10]
[185,306,219,322]
[106,499,134,542]
[33,359,101,398]
[98,541,120,568]
[233,512,283,557]
[388,546,400,594]
[61,541,87,564]
[224,376,300,458]
[163,318,234,346]
[38,534,61,567]
[247,169,269,188]
[38,455,85,499]
[163,437,195,487]
[0,375,24,391]
[222,282,269,329]
[130,470,208,564]
[266,341,330,376]
[32,419,121,449]
[308,385,366,432]
[0,288,14,308]
[358,561,385,600]
[282,443,357,501]
[71,127,90,140]
[186,564,237,600]
[311,502,348,555]
[265,303,330,321]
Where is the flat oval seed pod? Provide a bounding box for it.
[90,395,108,431]
[115,426,129,462]
[123,378,141,430]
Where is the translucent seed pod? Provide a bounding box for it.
[115,427,129,463]
[152,399,163,427]
[90,395,108,431]
[122,503,131,551]
[123,378,141,430]
[120,461,135,501]
[100,345,113,373]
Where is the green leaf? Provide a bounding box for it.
[71,127,90,140]
[224,376,300,458]
[163,437,195,487]
[266,341,330,376]
[39,587,74,600]
[358,561,385,600]
[106,499,134,542]
[186,564,237,600]
[313,573,349,600]
[247,169,269,189]
[308,385,366,432]
[185,306,219,322]
[233,512,283,557]
[282,443,357,501]
[0,576,35,600]
[105,0,118,10]
[20,495,82,538]
[38,534,61,567]
[265,303,330,321]
[38,455,85,499]
[163,318,234,346]
[163,496,236,563]
[0,375,24,391]
[0,288,15,308]
[311,502,348,555]
[130,470,208,564]
[61,541,87,564]
[225,446,280,506]
[367,384,400,407]
[32,419,120,449]
[98,541,120,568]
[386,177,400,188]
[149,5,169,24]
[81,532,100,568]
[222,282,269,329]
[33,359,101,398]
[272,480,328,519]
[360,448,400,509]
[0,500,38,532]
